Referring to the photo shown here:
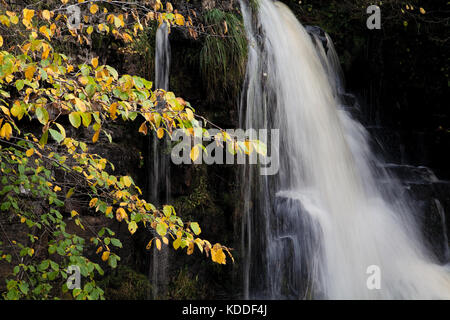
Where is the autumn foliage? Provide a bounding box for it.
[0,0,244,300]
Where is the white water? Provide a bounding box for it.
[239,0,450,299]
[149,21,171,299]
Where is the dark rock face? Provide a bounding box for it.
[413,181,450,263]
[379,161,450,263]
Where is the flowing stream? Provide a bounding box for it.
[239,0,450,299]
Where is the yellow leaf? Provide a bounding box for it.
[66,188,74,198]
[26,148,35,157]
[91,57,98,68]
[420,7,426,14]
[211,247,226,264]
[123,176,132,187]
[156,238,161,251]
[185,108,194,121]
[114,15,123,28]
[162,237,169,245]
[122,32,133,43]
[71,210,78,217]
[10,15,19,25]
[0,123,12,140]
[174,13,185,26]
[243,141,253,155]
[54,185,61,192]
[139,122,148,135]
[78,76,88,86]
[101,250,110,261]
[194,238,204,253]
[96,246,103,254]
[0,35,3,48]
[24,65,36,81]
[116,207,128,222]
[23,8,35,22]
[92,129,100,143]
[0,106,10,116]
[105,206,113,215]
[166,2,174,12]
[42,10,51,21]
[89,197,98,208]
[146,239,153,250]
[86,25,93,35]
[39,25,51,40]
[90,4,99,14]
[190,145,200,162]
[41,43,51,59]
[109,102,118,119]
[20,217,26,223]
[0,15,10,27]
[74,98,86,112]
[154,0,161,11]
[128,221,137,234]
[187,242,194,255]
[157,128,164,139]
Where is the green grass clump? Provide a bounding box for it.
[200,9,248,100]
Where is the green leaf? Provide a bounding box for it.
[38,260,49,271]
[55,123,66,140]
[69,112,81,128]
[110,238,122,248]
[106,65,118,80]
[49,260,59,271]
[35,106,49,125]
[163,205,172,218]
[49,129,64,143]
[85,84,96,97]
[15,80,24,91]
[142,79,153,89]
[190,222,201,235]
[18,282,29,295]
[156,223,167,236]
[133,76,144,89]
[81,112,92,127]
[39,130,48,146]
[128,112,137,121]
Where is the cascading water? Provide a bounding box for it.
[149,21,171,299]
[239,0,450,299]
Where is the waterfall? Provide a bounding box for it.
[239,0,450,299]
[149,21,171,299]
[155,21,171,92]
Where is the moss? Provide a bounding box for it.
[167,266,208,299]
[98,266,151,300]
